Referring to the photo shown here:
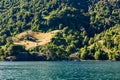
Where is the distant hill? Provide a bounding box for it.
[0,0,119,61]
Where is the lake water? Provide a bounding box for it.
[0,61,120,80]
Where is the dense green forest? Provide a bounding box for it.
[0,0,120,61]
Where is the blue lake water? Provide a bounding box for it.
[0,61,120,80]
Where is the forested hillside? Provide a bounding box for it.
[0,0,120,61]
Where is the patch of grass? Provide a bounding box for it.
[13,30,60,50]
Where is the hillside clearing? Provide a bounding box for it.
[12,30,60,49]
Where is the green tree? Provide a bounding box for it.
[94,50,108,60]
[7,44,26,56]
[80,46,88,60]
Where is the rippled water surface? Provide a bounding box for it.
[0,61,120,80]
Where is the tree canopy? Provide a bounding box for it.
[0,0,120,61]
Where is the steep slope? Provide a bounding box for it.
[80,24,120,60]
[0,0,119,61]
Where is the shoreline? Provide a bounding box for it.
[0,60,118,62]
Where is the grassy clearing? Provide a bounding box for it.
[12,30,60,49]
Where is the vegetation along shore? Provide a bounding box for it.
[0,0,120,61]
